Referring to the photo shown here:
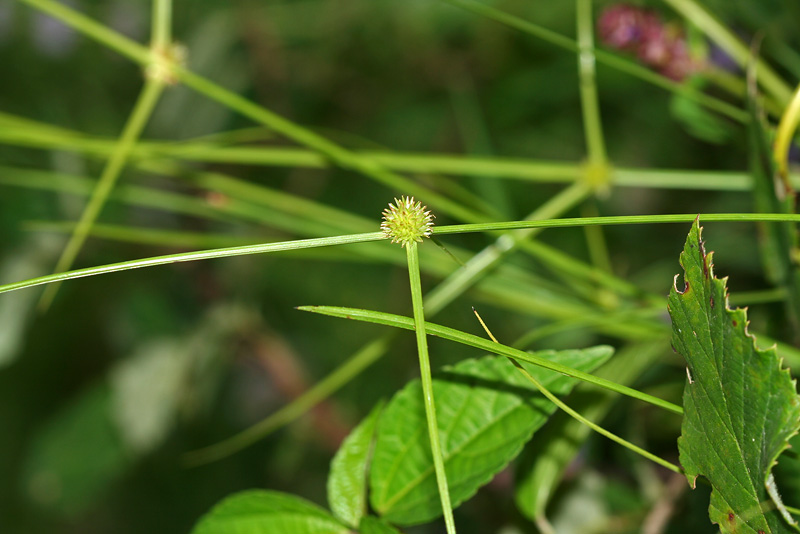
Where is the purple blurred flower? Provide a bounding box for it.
[598,3,701,81]
[597,4,645,50]
[709,43,739,72]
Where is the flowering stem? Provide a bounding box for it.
[38,77,166,311]
[406,241,457,534]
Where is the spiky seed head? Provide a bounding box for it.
[380,196,435,247]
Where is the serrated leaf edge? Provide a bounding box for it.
[672,218,800,531]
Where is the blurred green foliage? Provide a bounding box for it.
[1,0,800,532]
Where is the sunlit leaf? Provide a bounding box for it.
[669,219,800,533]
[191,490,353,534]
[357,516,402,534]
[370,348,612,525]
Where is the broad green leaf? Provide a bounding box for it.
[328,401,385,527]
[358,516,402,534]
[669,219,800,533]
[191,490,353,534]
[370,348,612,525]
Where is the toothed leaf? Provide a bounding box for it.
[669,219,800,533]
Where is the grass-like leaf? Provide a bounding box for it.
[191,490,352,534]
[298,305,681,414]
[369,350,611,524]
[669,219,800,533]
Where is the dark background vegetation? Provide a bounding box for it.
[1,0,799,532]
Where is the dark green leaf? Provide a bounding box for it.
[670,79,733,145]
[23,383,129,516]
[328,401,385,527]
[191,490,353,534]
[370,348,612,525]
[669,219,800,533]
[774,434,800,512]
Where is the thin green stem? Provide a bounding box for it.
[18,0,488,225]
[513,355,680,473]
[151,0,172,49]
[174,70,489,224]
[431,213,800,236]
[0,233,384,296]
[441,0,748,122]
[6,112,800,190]
[576,0,607,167]
[183,337,391,466]
[581,202,614,277]
[425,182,590,314]
[18,0,151,64]
[39,77,166,310]
[475,310,679,472]
[33,0,736,125]
[180,185,595,463]
[299,305,684,415]
[406,242,457,534]
[7,214,800,297]
[774,82,800,181]
[661,0,792,106]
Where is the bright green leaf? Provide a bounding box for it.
[191,490,353,534]
[669,219,800,533]
[370,348,612,525]
[328,401,385,527]
[358,516,402,534]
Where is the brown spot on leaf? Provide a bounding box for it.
[732,320,738,327]
[727,511,735,522]
[710,296,714,308]
[758,530,765,534]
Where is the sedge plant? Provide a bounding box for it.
[4,0,800,532]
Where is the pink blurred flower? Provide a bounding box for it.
[598,4,701,81]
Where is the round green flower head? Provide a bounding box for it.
[381,196,435,247]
